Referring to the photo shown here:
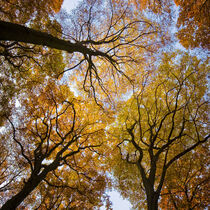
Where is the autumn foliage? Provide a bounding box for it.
[0,0,209,209]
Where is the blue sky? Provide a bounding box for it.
[61,0,132,209]
[101,191,132,210]
[62,0,80,11]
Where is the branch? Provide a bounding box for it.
[166,134,209,170]
[0,21,115,62]
[6,116,33,171]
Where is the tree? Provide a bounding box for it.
[175,0,210,49]
[0,0,160,139]
[160,145,209,209]
[0,0,161,208]
[0,0,163,108]
[0,0,66,124]
[1,0,64,24]
[0,0,209,209]
[0,81,112,209]
[121,0,210,49]
[0,42,66,126]
[109,52,209,209]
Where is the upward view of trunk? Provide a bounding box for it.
[1,175,44,210]
[143,180,159,210]
[0,160,59,210]
[146,192,159,210]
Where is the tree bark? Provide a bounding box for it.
[0,20,111,59]
[146,191,159,210]
[0,175,44,210]
[0,160,59,210]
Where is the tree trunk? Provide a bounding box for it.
[0,20,109,58]
[146,192,159,210]
[0,158,60,209]
[0,175,43,210]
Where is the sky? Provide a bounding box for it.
[61,0,133,209]
[62,0,81,11]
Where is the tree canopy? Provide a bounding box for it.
[108,51,209,209]
[0,0,209,209]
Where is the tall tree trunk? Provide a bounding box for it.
[0,160,59,210]
[0,175,43,210]
[146,191,159,210]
